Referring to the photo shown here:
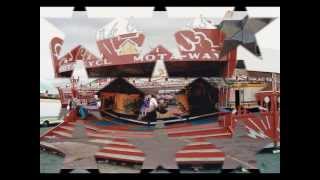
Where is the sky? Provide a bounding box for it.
[40,7,280,85]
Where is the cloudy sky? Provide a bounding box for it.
[40,7,280,83]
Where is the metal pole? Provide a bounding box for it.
[271,73,278,148]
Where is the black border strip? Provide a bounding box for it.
[39,0,281,7]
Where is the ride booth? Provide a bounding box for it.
[97,78,144,119]
[176,78,219,116]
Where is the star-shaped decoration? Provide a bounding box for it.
[50,141,100,171]
[127,129,188,171]
[46,8,112,58]
[131,11,191,59]
[206,120,272,171]
[41,121,104,173]
[218,10,275,58]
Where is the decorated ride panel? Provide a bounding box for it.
[50,27,236,78]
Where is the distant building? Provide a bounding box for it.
[224,60,280,109]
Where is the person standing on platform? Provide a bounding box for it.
[147,94,158,126]
[94,95,101,109]
[138,95,150,121]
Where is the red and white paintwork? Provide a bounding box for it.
[95,138,146,163]
[236,111,280,143]
[40,92,279,167]
[166,123,232,140]
[176,140,225,164]
[44,17,279,168]
[50,28,237,78]
[40,117,230,165]
[94,137,226,165]
[40,121,74,140]
[85,123,174,164]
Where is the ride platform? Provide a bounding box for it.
[40,110,279,172]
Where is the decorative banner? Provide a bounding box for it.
[50,37,63,77]
[47,10,273,78]
[140,45,173,62]
[175,28,225,61]
[50,37,101,73]
[52,28,228,73]
[97,32,145,65]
